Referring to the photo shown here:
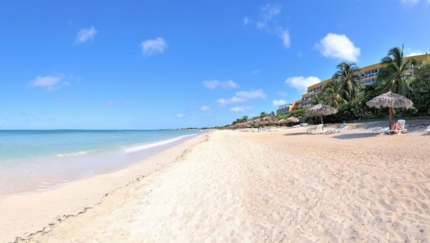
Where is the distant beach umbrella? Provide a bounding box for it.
[366,91,413,129]
[306,104,338,125]
[252,118,262,126]
[286,116,299,123]
[277,119,287,125]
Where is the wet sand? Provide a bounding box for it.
[4,126,430,242]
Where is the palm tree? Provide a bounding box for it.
[321,80,347,109]
[376,45,417,96]
[332,62,361,102]
[310,93,325,105]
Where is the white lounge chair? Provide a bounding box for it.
[372,127,389,134]
[335,125,348,133]
[386,119,408,134]
[308,124,325,135]
[425,126,430,135]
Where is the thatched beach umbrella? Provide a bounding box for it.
[277,119,287,125]
[286,116,299,123]
[306,104,338,125]
[366,91,413,129]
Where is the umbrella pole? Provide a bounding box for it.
[320,115,323,126]
[389,107,392,129]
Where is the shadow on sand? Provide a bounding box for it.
[332,133,378,140]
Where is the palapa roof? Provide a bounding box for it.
[286,116,299,123]
[306,104,338,117]
[366,91,413,108]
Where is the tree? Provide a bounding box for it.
[259,111,268,118]
[320,80,347,109]
[332,62,361,102]
[310,93,325,106]
[409,58,430,114]
[376,45,417,96]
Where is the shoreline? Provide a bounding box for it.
[0,132,209,243]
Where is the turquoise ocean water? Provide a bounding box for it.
[0,130,202,196]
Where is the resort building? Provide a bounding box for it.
[276,100,302,116]
[277,53,429,114]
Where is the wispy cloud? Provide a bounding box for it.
[200,105,210,111]
[75,26,97,44]
[176,114,185,118]
[236,89,266,99]
[405,47,425,56]
[272,99,287,106]
[140,37,168,57]
[203,80,239,89]
[246,4,290,49]
[243,16,252,25]
[230,106,252,112]
[257,4,281,30]
[217,89,266,106]
[285,76,321,93]
[30,75,64,90]
[316,33,360,62]
[279,29,291,48]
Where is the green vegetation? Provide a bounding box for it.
[223,46,429,128]
[307,46,429,124]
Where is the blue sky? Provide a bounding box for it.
[1,0,429,129]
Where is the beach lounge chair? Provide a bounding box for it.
[425,126,430,135]
[372,127,389,134]
[386,119,408,134]
[335,125,348,133]
[308,124,325,134]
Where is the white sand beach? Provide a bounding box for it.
[3,126,430,242]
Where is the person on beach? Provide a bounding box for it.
[391,122,402,131]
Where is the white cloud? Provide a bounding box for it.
[200,105,209,111]
[405,48,424,56]
[260,4,281,21]
[407,51,424,57]
[216,98,230,106]
[231,106,245,112]
[216,89,266,106]
[203,80,239,89]
[273,99,287,106]
[216,97,246,106]
[75,26,97,44]
[176,114,185,118]
[140,38,168,56]
[236,89,266,99]
[31,75,63,90]
[257,4,281,30]
[316,33,360,62]
[285,76,321,93]
[279,30,291,48]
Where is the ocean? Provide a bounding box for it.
[0,130,203,196]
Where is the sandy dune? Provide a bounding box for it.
[8,127,430,242]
